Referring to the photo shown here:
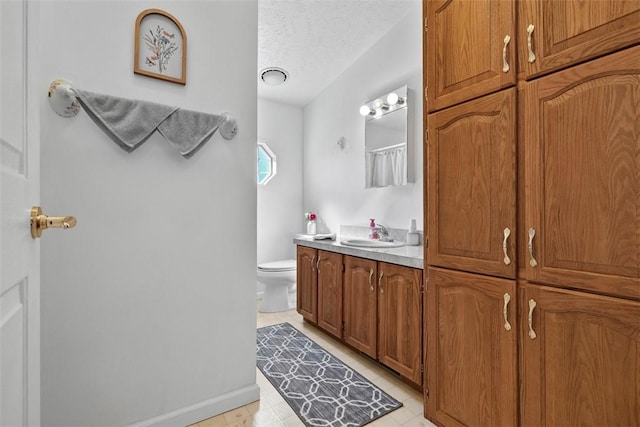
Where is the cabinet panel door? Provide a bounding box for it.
[428,88,516,278]
[296,246,317,323]
[520,0,640,79]
[343,256,377,358]
[521,283,640,426]
[524,46,640,300]
[426,0,516,112]
[317,250,343,339]
[425,268,517,427]
[378,263,423,386]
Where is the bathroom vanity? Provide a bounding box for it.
[294,236,424,388]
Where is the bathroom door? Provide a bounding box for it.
[0,1,41,425]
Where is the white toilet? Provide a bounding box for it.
[257,259,297,313]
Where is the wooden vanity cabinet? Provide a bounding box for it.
[520,283,640,427]
[343,256,377,357]
[344,256,424,386]
[425,267,517,427]
[428,88,516,279]
[377,262,423,386]
[296,245,317,322]
[296,246,344,336]
[518,0,640,80]
[425,0,516,112]
[297,246,424,386]
[316,250,344,339]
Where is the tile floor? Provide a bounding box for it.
[191,302,437,427]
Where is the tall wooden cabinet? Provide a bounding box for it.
[426,268,517,427]
[520,283,640,427]
[426,0,516,111]
[518,0,640,79]
[423,1,640,426]
[428,88,516,279]
[524,46,640,300]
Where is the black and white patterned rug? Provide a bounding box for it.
[256,322,402,427]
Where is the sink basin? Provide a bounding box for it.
[340,239,405,248]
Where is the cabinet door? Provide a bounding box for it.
[316,250,343,339]
[378,262,423,386]
[524,46,640,300]
[425,267,517,427]
[428,88,516,278]
[521,283,640,426]
[343,256,377,358]
[426,0,516,112]
[519,0,640,79]
[296,246,317,323]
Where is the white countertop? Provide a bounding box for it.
[293,235,424,269]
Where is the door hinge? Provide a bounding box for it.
[421,363,424,373]
[425,236,429,247]
[424,86,428,101]
[341,321,345,331]
[424,17,428,31]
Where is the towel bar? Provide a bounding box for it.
[47,79,239,144]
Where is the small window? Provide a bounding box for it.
[257,141,277,185]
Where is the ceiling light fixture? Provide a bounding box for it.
[260,67,289,86]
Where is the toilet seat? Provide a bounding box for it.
[258,259,296,272]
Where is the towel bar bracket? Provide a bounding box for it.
[48,79,80,117]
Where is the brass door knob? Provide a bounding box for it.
[30,206,77,238]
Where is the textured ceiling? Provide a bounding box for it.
[258,0,416,107]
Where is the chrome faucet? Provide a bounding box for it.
[376,224,392,242]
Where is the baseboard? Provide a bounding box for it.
[128,384,260,427]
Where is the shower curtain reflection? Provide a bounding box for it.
[366,143,407,187]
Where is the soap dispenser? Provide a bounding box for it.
[406,219,420,245]
[369,219,379,239]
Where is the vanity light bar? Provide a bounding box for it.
[359,86,407,117]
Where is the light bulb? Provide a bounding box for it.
[373,99,383,109]
[359,105,372,116]
[387,92,399,105]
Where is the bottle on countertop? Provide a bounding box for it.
[369,218,379,239]
[406,219,420,245]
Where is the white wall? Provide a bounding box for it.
[303,3,423,234]
[257,99,303,265]
[38,1,258,426]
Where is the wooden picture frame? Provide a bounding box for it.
[134,9,187,85]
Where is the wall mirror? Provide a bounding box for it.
[361,85,410,188]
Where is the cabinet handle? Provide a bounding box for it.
[368,268,374,291]
[379,271,384,293]
[311,255,316,271]
[528,228,538,267]
[502,35,511,73]
[316,256,320,271]
[526,24,536,63]
[528,299,537,339]
[503,293,512,331]
[502,227,512,265]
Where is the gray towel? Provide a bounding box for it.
[73,89,177,152]
[73,89,235,158]
[157,108,224,158]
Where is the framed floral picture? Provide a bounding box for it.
[134,9,187,85]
